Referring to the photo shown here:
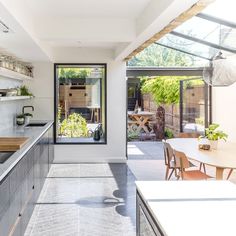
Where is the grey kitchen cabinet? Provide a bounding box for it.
[137,192,164,236]
[0,124,54,236]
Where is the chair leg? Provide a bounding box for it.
[200,163,206,174]
[227,169,233,180]
[165,167,169,180]
[168,169,175,180]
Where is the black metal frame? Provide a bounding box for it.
[197,13,236,29]
[126,66,205,77]
[179,77,212,132]
[170,31,236,54]
[54,63,107,145]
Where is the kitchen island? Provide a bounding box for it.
[136,181,236,236]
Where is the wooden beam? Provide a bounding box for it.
[124,0,215,61]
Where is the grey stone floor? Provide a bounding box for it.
[25,164,136,236]
[128,141,164,160]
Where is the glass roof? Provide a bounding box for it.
[128,0,236,67]
[155,0,236,62]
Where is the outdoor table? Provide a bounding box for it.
[167,138,236,180]
[128,111,155,133]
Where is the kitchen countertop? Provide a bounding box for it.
[136,181,236,236]
[0,120,53,182]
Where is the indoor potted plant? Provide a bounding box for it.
[16,114,25,126]
[200,123,228,149]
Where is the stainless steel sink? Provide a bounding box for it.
[25,122,47,127]
[0,152,14,164]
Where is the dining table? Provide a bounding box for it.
[128,111,155,134]
[167,138,236,180]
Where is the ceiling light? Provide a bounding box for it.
[0,20,10,33]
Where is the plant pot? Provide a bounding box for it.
[209,140,218,150]
[24,116,31,125]
[16,117,25,126]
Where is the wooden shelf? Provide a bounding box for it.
[0,67,33,81]
[0,96,32,102]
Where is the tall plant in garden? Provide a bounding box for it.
[141,76,185,139]
[60,113,88,138]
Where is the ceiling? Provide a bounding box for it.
[0,0,200,62]
[25,0,151,19]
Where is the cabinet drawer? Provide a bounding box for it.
[9,188,22,230]
[0,177,10,219]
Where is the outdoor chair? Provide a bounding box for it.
[178,132,206,174]
[174,150,212,180]
[163,141,195,180]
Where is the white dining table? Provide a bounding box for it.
[167,138,236,180]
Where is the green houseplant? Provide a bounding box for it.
[16,114,25,126]
[200,123,228,149]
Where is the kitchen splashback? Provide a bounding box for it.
[0,76,23,130]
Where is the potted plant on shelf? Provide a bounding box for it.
[200,123,228,150]
[16,114,25,126]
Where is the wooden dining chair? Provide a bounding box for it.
[178,132,206,174]
[163,141,194,180]
[174,150,212,180]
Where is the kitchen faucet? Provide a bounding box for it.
[22,105,34,114]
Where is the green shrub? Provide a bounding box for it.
[60,113,88,138]
[164,128,174,139]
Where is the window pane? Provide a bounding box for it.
[181,78,209,134]
[55,64,106,144]
[158,33,218,60]
[175,16,236,51]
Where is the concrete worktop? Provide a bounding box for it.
[0,121,53,182]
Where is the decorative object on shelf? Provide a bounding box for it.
[199,123,228,150]
[0,53,33,78]
[19,85,34,97]
[16,114,25,126]
[6,88,18,97]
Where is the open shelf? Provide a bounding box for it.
[0,96,32,102]
[0,67,33,81]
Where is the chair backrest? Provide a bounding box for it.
[163,141,174,166]
[173,150,190,170]
[178,132,200,138]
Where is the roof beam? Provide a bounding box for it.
[121,0,214,61]
[126,67,204,77]
[197,13,236,28]
[170,31,236,54]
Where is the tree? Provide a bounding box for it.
[128,42,196,67]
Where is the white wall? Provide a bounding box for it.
[23,62,54,120]
[27,48,127,163]
[0,77,23,131]
[212,83,236,142]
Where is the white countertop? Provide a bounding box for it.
[136,181,236,236]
